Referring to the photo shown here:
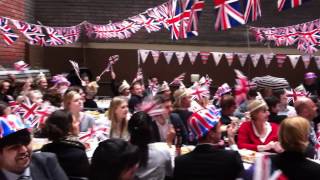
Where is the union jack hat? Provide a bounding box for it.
[188,108,221,140]
[0,115,27,139]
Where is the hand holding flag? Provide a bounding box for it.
[169,72,186,85]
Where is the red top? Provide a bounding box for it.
[237,121,279,151]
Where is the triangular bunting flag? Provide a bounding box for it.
[301,55,311,69]
[225,53,234,66]
[314,56,320,70]
[139,49,150,64]
[237,53,248,67]
[249,54,261,68]
[262,53,274,68]
[151,50,160,64]
[162,51,174,64]
[200,52,210,64]
[275,54,287,68]
[187,51,199,65]
[175,51,186,65]
[211,52,223,66]
[287,55,300,69]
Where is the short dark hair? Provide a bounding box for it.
[44,110,73,141]
[90,139,140,180]
[220,95,236,110]
[0,101,8,116]
[128,112,157,167]
[273,89,286,99]
[264,96,280,109]
[0,129,31,150]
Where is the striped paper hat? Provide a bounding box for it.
[188,108,221,140]
[0,115,27,139]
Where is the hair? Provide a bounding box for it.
[247,88,258,99]
[44,110,73,141]
[43,89,62,107]
[173,89,188,108]
[90,139,140,180]
[273,89,286,99]
[65,86,84,95]
[264,96,280,109]
[130,81,141,90]
[128,112,157,167]
[108,96,128,138]
[279,116,310,152]
[250,106,268,121]
[0,129,31,150]
[0,101,8,116]
[220,95,236,110]
[0,80,10,91]
[294,97,312,115]
[63,90,79,110]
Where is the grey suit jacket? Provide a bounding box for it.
[0,152,68,180]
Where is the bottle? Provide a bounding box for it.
[175,128,182,156]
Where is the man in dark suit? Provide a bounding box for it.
[174,108,244,180]
[0,116,68,180]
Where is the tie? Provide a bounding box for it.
[17,175,30,180]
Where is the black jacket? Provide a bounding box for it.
[128,94,143,113]
[41,140,90,179]
[174,144,244,180]
[270,151,320,180]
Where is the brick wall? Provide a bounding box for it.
[0,0,35,66]
[33,0,320,46]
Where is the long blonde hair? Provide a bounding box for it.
[108,96,128,138]
[63,90,79,110]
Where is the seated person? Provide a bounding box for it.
[63,90,94,132]
[244,117,320,179]
[0,112,68,180]
[264,96,286,124]
[237,99,282,152]
[90,138,140,180]
[174,108,243,180]
[128,112,174,180]
[41,110,90,179]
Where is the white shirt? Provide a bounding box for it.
[252,122,272,143]
[135,142,173,180]
[2,167,32,180]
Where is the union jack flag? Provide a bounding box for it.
[181,0,205,38]
[132,67,144,83]
[234,69,249,105]
[243,0,261,23]
[214,0,245,31]
[15,99,52,128]
[137,96,165,117]
[277,0,310,12]
[54,26,81,43]
[167,0,204,39]
[0,17,18,45]
[11,20,46,46]
[169,72,186,85]
[147,3,170,29]
[189,82,210,101]
[45,27,70,46]
[131,14,161,33]
[286,89,308,104]
[167,0,184,40]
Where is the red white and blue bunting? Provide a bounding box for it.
[251,18,320,55]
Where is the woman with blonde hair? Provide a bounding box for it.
[107,96,130,140]
[244,117,320,179]
[237,99,282,152]
[64,90,94,132]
